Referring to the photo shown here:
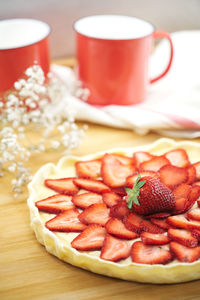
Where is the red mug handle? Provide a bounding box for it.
[150,30,174,84]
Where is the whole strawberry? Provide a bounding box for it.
[125,175,175,215]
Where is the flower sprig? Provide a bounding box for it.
[0,64,87,197]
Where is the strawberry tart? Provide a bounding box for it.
[27,138,200,283]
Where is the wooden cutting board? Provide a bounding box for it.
[1,59,200,300]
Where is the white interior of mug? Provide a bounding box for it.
[0,19,50,50]
[74,15,155,40]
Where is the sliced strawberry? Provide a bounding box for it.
[111,153,134,165]
[45,208,86,232]
[45,178,79,195]
[193,162,200,180]
[173,197,188,214]
[71,224,106,251]
[170,241,200,262]
[133,151,154,169]
[100,234,131,262]
[186,165,196,184]
[131,241,172,265]
[168,228,198,248]
[124,213,164,234]
[141,232,170,245]
[191,229,200,241]
[194,181,200,187]
[173,184,192,200]
[101,153,135,188]
[150,218,171,230]
[188,185,200,205]
[78,203,110,226]
[167,214,189,229]
[140,156,170,172]
[105,218,139,240]
[102,192,122,207]
[141,219,165,234]
[124,213,144,234]
[36,194,74,214]
[187,208,200,221]
[126,171,159,188]
[181,186,200,213]
[159,165,188,189]
[75,159,101,179]
[73,178,110,194]
[165,149,190,168]
[111,186,126,196]
[72,192,103,209]
[167,214,200,230]
[146,212,171,219]
[109,201,130,220]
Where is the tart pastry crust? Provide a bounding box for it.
[27,138,200,284]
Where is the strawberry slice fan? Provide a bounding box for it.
[28,139,200,284]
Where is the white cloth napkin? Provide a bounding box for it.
[51,30,200,138]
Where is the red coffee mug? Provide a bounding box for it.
[74,15,173,106]
[0,18,50,95]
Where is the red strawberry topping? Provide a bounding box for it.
[126,175,175,215]
[193,162,200,180]
[36,194,74,214]
[170,242,200,262]
[101,153,135,188]
[159,165,188,189]
[150,218,171,230]
[132,151,153,169]
[75,159,101,179]
[167,214,200,230]
[187,208,200,222]
[173,184,192,200]
[102,192,122,207]
[109,201,130,220]
[71,224,106,251]
[105,218,139,240]
[168,228,198,248]
[39,146,200,265]
[126,171,159,188]
[141,232,170,245]
[45,208,87,232]
[73,178,110,194]
[188,185,200,204]
[45,178,79,195]
[173,197,188,215]
[124,213,164,234]
[111,186,127,196]
[131,241,172,265]
[100,234,131,262]
[140,156,170,172]
[186,165,196,184]
[165,149,190,168]
[191,229,200,241]
[72,192,103,209]
[146,212,171,219]
[78,203,110,226]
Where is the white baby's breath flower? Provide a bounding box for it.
[1,64,88,197]
[51,140,60,149]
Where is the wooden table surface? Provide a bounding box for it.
[1,59,200,300]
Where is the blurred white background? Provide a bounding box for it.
[1,0,200,58]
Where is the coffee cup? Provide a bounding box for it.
[74,15,173,106]
[0,18,50,94]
